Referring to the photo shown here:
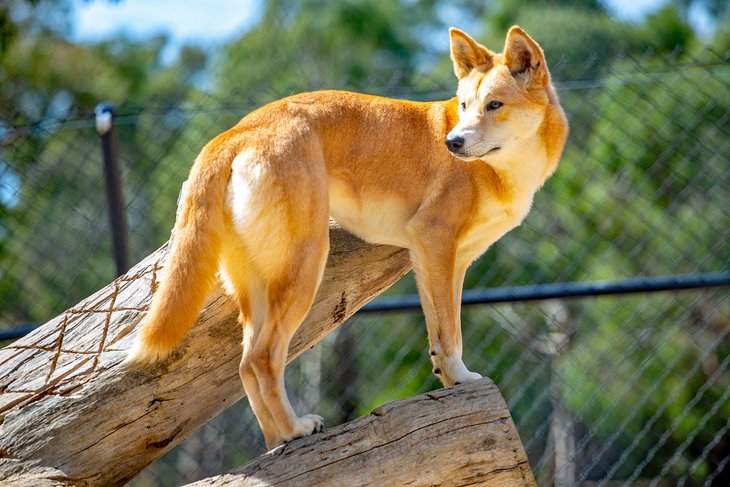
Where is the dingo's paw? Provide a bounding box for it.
[436,354,482,386]
[287,413,324,442]
[453,370,483,386]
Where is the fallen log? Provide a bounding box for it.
[184,378,536,487]
[0,223,410,486]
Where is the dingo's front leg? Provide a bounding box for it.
[408,231,482,387]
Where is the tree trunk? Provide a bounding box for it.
[0,223,411,486]
[184,378,536,487]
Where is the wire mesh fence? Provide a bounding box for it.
[1,27,729,487]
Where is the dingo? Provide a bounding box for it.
[128,26,568,449]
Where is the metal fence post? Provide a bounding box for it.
[95,103,130,277]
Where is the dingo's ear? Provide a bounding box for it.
[502,26,547,87]
[449,28,494,79]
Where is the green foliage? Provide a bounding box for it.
[476,0,657,79]
[644,5,695,52]
[215,0,437,99]
[0,8,210,326]
[0,7,17,57]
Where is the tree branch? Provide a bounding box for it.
[184,379,536,487]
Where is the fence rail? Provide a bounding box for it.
[362,272,730,313]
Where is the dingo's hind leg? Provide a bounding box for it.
[225,222,329,449]
[225,148,329,448]
[220,239,282,447]
[249,240,329,447]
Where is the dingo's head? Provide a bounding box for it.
[446,27,566,179]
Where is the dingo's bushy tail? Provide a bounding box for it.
[126,134,236,364]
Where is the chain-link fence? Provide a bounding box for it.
[2,24,729,487]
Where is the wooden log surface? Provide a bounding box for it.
[185,378,536,487]
[0,223,411,486]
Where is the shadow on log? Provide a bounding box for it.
[0,223,410,486]
[185,378,535,487]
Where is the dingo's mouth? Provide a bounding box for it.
[476,147,501,158]
[452,146,502,162]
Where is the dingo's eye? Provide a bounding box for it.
[487,101,503,111]
[460,102,466,110]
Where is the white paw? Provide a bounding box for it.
[287,413,324,441]
[437,354,482,386]
[453,370,482,385]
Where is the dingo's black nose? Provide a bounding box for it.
[445,135,465,153]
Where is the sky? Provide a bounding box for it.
[71,0,674,48]
[72,0,263,46]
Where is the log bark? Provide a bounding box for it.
[0,223,411,486]
[184,378,536,487]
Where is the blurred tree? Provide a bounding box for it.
[0,2,209,326]
[215,0,440,99]
[553,44,730,480]
[677,0,730,19]
[472,0,653,78]
[643,4,695,52]
[1,0,74,43]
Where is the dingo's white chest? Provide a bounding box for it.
[457,197,533,264]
